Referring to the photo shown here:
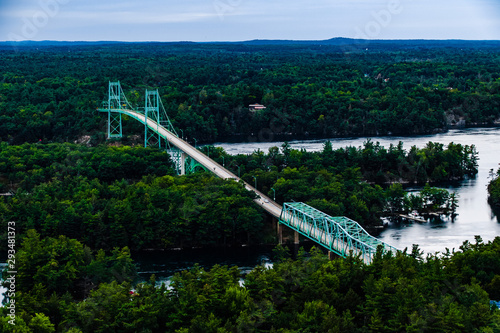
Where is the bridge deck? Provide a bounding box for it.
[120,109,283,219]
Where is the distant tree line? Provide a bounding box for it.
[0,43,499,144]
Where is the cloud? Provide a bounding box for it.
[0,0,499,41]
[62,10,219,24]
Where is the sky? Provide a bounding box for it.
[0,0,499,42]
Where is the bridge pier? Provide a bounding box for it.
[328,251,337,261]
[180,152,186,175]
[277,222,300,245]
[278,222,283,244]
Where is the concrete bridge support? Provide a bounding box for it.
[278,222,284,244]
[277,223,300,245]
[180,152,186,175]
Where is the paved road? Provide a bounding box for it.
[123,109,283,219]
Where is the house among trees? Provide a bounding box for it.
[249,103,266,111]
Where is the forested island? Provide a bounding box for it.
[1,40,500,332]
[489,169,500,208]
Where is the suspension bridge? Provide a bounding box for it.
[98,81,397,264]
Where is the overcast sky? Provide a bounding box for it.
[1,0,499,42]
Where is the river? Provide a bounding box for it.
[215,127,500,254]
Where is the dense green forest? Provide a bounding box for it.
[2,233,500,332]
[0,144,265,250]
[214,140,478,185]
[0,141,475,251]
[0,142,174,192]
[0,41,499,144]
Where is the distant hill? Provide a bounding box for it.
[238,38,500,49]
[1,38,499,49]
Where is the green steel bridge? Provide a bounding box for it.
[98,81,397,264]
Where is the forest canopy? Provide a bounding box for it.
[0,41,499,144]
[2,234,500,332]
[0,141,476,250]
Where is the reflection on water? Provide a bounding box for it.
[216,127,500,254]
[133,243,316,285]
[430,224,448,230]
[491,204,500,222]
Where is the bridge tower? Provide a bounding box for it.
[142,88,205,175]
[144,89,164,148]
[106,82,124,138]
[99,81,205,175]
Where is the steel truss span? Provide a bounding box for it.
[280,202,398,264]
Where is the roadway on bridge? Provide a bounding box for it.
[122,109,283,219]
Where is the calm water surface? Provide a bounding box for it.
[216,127,500,254]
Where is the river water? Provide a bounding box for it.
[137,128,500,283]
[215,127,500,254]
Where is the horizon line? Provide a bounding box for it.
[2,37,500,44]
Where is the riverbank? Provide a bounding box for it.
[201,124,500,146]
[215,127,500,254]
